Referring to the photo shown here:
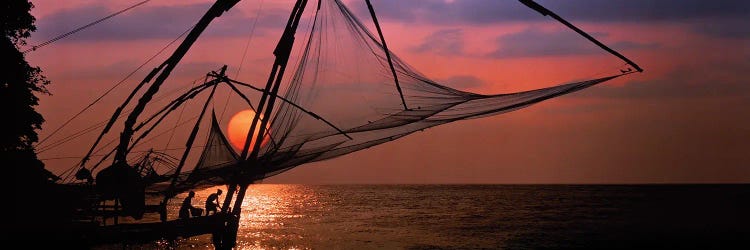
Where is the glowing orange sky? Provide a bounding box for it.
[27,0,750,183]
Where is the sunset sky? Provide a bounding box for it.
[26,0,749,184]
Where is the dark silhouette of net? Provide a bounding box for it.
[171,0,624,194]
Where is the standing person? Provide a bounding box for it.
[179,191,197,219]
[205,189,223,215]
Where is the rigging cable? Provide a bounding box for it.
[23,0,152,54]
[37,25,195,148]
[46,70,217,179]
[41,147,202,161]
[59,114,200,183]
[219,0,266,121]
[44,75,208,181]
[36,74,201,153]
[162,78,200,152]
[129,115,200,154]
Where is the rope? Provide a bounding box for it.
[162,80,197,151]
[37,25,194,148]
[49,72,210,182]
[23,0,152,54]
[125,115,200,153]
[42,146,206,161]
[37,73,204,154]
[219,0,266,121]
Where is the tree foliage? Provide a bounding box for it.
[1,0,54,184]
[2,0,36,45]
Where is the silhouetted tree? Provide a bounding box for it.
[1,1,55,185]
[1,1,68,239]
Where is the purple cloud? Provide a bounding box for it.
[357,0,749,24]
[488,29,658,58]
[32,3,289,42]
[692,18,750,39]
[411,29,465,56]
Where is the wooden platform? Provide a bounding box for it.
[82,213,234,245]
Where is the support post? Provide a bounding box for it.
[518,0,642,72]
[113,0,241,167]
[365,0,408,110]
[216,1,308,248]
[232,0,309,216]
[162,67,223,207]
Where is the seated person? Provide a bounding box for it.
[179,191,201,219]
[205,189,223,216]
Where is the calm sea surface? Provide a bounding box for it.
[98,184,749,249]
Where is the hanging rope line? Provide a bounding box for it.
[40,147,204,161]
[37,121,107,153]
[37,72,205,154]
[57,114,200,183]
[37,25,195,148]
[23,0,152,54]
[162,80,198,152]
[219,0,266,121]
[130,114,201,153]
[40,0,642,198]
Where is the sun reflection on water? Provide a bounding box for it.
[114,185,324,249]
[232,184,324,249]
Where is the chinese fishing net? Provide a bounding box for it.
[173,0,625,194]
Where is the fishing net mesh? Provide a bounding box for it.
[172,0,623,193]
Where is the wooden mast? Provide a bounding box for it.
[518,0,643,72]
[365,0,408,110]
[80,0,242,235]
[220,0,309,212]
[112,0,241,167]
[214,1,309,248]
[159,67,224,211]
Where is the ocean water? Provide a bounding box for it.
[100,184,749,249]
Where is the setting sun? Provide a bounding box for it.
[227,109,270,151]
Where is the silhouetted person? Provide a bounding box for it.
[205,189,223,215]
[179,191,199,219]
